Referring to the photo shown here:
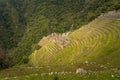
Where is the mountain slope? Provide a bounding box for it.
[0,0,27,68]
[0,0,26,52]
[29,11,120,68]
[0,11,120,80]
[12,0,120,64]
[0,0,120,66]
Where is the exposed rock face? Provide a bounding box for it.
[38,32,71,48]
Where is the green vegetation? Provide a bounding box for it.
[0,1,120,80]
[0,0,25,51]
[0,64,120,80]
[29,11,120,68]
[12,0,120,65]
[0,0,120,66]
[0,0,26,68]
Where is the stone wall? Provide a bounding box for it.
[38,32,71,48]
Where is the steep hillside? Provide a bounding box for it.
[12,0,120,64]
[0,11,120,80]
[0,0,120,65]
[0,0,26,52]
[0,0,27,68]
[29,11,120,68]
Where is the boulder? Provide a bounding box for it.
[76,68,87,75]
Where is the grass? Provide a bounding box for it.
[0,12,120,80]
[29,12,120,68]
[0,64,120,80]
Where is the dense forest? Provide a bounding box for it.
[0,0,120,69]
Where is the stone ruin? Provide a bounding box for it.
[38,32,71,49]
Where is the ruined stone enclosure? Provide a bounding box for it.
[38,32,71,49]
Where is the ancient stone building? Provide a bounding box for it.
[38,32,71,48]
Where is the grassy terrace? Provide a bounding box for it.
[0,12,120,80]
[29,12,120,67]
[0,64,120,80]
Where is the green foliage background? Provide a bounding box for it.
[0,0,120,66]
